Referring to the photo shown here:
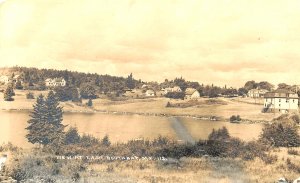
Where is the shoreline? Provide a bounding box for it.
[1,107,271,124]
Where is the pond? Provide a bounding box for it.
[0,111,263,148]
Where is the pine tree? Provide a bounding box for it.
[87,98,93,107]
[26,95,48,144]
[65,127,81,144]
[4,85,14,101]
[26,91,66,146]
[126,73,135,89]
[45,91,65,145]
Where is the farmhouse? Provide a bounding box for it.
[163,86,182,94]
[248,89,269,98]
[185,88,200,99]
[263,89,299,113]
[145,89,155,97]
[45,78,66,87]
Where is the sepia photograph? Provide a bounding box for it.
[0,0,300,182]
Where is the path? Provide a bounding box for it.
[169,117,196,144]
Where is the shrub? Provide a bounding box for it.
[165,92,185,100]
[101,135,111,147]
[166,102,171,107]
[260,121,300,147]
[4,85,14,101]
[287,148,299,155]
[26,92,35,99]
[80,134,100,147]
[208,127,230,141]
[65,127,81,145]
[230,115,241,122]
[261,154,278,164]
[287,158,300,173]
[230,115,237,122]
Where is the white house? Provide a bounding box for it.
[163,86,182,94]
[248,89,269,98]
[185,88,200,99]
[263,89,299,113]
[45,78,66,87]
[145,89,155,97]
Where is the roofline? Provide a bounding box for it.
[264,96,299,99]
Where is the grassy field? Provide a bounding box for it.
[2,146,300,183]
[0,89,278,121]
[69,147,300,182]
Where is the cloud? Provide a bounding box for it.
[1,0,300,87]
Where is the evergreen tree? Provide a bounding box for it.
[87,98,93,107]
[126,73,135,89]
[26,91,65,146]
[26,95,48,144]
[4,85,14,101]
[65,127,81,144]
[45,91,65,145]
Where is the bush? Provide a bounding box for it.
[101,135,111,147]
[26,92,35,99]
[287,148,299,155]
[4,85,14,101]
[208,127,230,141]
[166,101,171,107]
[65,127,81,145]
[260,121,300,147]
[165,92,185,100]
[287,158,300,173]
[230,115,241,122]
[261,154,278,164]
[80,134,100,147]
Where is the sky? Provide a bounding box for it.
[1,0,300,87]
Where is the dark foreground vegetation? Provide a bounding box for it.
[1,118,300,182]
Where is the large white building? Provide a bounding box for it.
[45,78,66,87]
[248,89,269,98]
[263,89,299,113]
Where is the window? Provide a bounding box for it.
[286,99,289,103]
[279,99,281,102]
[293,99,295,103]
[279,104,281,107]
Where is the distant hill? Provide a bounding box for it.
[0,66,141,94]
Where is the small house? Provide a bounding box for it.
[145,89,155,97]
[163,86,182,94]
[185,88,200,99]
